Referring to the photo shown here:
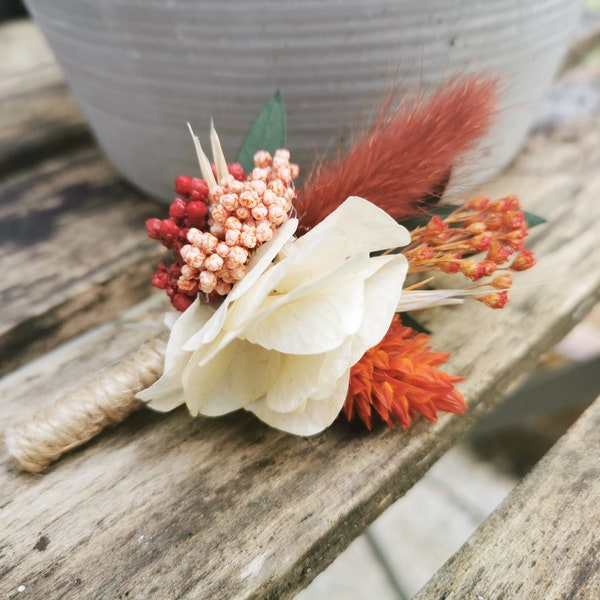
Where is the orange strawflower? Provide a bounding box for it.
[344,316,466,430]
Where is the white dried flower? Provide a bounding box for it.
[139,197,410,435]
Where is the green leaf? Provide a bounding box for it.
[398,313,431,335]
[236,91,286,173]
[524,211,546,228]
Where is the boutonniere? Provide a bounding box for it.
[6,78,541,472]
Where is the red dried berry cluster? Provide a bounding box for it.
[146,165,245,311]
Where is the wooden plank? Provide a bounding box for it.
[0,18,167,375]
[0,86,599,599]
[0,19,90,174]
[413,396,600,599]
[0,146,167,376]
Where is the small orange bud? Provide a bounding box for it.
[481,260,498,277]
[511,250,536,271]
[476,291,508,309]
[469,233,493,252]
[502,211,525,230]
[487,241,514,264]
[505,229,527,249]
[466,222,487,235]
[420,245,435,260]
[439,260,461,274]
[460,260,497,281]
[424,214,448,236]
[409,244,435,262]
[490,195,520,213]
[484,213,503,231]
[465,196,490,211]
[491,273,513,289]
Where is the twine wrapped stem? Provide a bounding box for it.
[5,337,166,473]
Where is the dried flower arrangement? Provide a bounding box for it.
[6,78,541,472]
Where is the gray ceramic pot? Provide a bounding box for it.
[25,0,583,201]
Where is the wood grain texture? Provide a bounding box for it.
[413,396,600,599]
[0,147,167,376]
[1,94,599,598]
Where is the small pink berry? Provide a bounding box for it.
[174,175,193,197]
[186,201,208,228]
[188,178,209,201]
[146,218,163,240]
[169,197,187,219]
[172,293,194,312]
[228,163,245,181]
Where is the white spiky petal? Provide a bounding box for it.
[210,119,229,182]
[187,122,217,191]
[396,287,502,312]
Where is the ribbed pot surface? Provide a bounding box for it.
[26,0,583,201]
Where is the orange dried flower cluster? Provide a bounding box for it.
[344,315,466,430]
[401,195,535,309]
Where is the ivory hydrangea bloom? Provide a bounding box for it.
[138,196,410,435]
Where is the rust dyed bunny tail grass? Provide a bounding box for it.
[295,77,498,233]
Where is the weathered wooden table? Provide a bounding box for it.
[1,19,599,599]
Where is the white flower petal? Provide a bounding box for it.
[292,195,410,255]
[136,371,188,413]
[228,217,299,302]
[242,273,365,354]
[248,369,350,436]
[265,354,326,412]
[224,226,348,332]
[223,263,288,335]
[350,253,408,362]
[182,217,299,351]
[240,248,394,354]
[183,339,281,416]
[271,226,350,293]
[137,299,215,411]
[162,298,216,373]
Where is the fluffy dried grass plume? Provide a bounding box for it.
[295,77,498,233]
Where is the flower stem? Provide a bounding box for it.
[5,337,166,473]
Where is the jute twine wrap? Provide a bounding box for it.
[5,336,167,473]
